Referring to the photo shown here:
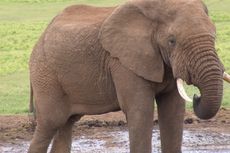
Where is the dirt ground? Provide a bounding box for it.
[0,108,229,144]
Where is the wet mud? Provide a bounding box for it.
[1,128,230,153]
[0,109,230,153]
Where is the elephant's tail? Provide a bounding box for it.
[29,82,34,113]
[28,82,37,126]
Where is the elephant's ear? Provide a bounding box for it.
[99,2,164,82]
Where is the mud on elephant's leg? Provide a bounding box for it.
[111,65,155,153]
[50,115,82,153]
[156,86,185,153]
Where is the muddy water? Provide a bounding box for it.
[1,129,230,153]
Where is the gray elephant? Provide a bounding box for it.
[28,0,230,153]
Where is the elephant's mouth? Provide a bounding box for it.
[177,72,230,102]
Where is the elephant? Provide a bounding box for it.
[28,0,230,153]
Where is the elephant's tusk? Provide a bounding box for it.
[176,78,192,102]
[223,72,230,83]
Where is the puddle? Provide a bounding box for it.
[1,129,230,153]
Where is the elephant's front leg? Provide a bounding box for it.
[126,100,154,153]
[156,85,185,153]
[111,65,154,153]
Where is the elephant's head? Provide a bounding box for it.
[99,0,230,119]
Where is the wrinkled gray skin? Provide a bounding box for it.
[28,0,224,152]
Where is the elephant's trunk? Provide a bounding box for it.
[192,68,223,119]
[184,34,223,119]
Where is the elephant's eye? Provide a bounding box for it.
[168,35,176,47]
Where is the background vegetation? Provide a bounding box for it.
[0,0,229,114]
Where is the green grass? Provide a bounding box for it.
[0,72,29,114]
[0,22,46,74]
[204,0,230,72]
[0,0,230,114]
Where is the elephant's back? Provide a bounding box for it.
[52,5,115,29]
[34,4,115,72]
[37,4,115,71]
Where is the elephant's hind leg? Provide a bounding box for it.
[28,120,57,153]
[28,81,71,152]
[50,115,82,153]
[28,96,71,153]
